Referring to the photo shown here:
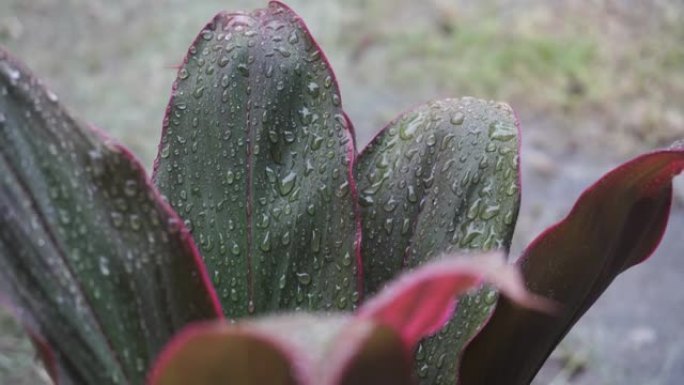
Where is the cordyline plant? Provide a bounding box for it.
[0,2,682,385]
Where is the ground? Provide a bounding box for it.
[0,0,682,384]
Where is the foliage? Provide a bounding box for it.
[0,2,682,385]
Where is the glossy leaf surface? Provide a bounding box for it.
[153,1,361,318]
[356,97,520,384]
[460,146,684,384]
[0,48,221,385]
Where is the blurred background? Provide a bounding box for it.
[0,0,682,383]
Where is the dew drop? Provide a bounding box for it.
[278,171,297,196]
[99,256,110,276]
[450,112,465,125]
[296,272,311,286]
[260,231,271,252]
[488,121,516,141]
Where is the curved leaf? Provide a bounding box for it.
[459,145,684,384]
[355,97,520,383]
[149,253,550,385]
[148,322,302,385]
[0,48,221,385]
[148,315,412,385]
[358,252,553,349]
[152,1,361,317]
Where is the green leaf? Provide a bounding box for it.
[153,1,361,317]
[0,48,221,385]
[355,97,520,384]
[459,146,684,384]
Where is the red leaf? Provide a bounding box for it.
[357,252,553,350]
[459,146,684,385]
[148,315,413,385]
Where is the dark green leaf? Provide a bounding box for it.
[0,48,221,385]
[153,1,361,318]
[355,97,520,384]
[459,146,684,385]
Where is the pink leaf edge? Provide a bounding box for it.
[357,252,557,349]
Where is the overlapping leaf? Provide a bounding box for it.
[355,97,520,384]
[149,253,544,385]
[0,48,221,385]
[459,145,684,384]
[153,1,361,318]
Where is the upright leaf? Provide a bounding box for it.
[459,146,684,384]
[153,1,361,317]
[355,97,520,384]
[0,48,221,385]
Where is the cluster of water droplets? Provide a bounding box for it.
[0,53,217,384]
[153,2,359,319]
[356,97,519,384]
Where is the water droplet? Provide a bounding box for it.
[260,231,271,252]
[336,295,348,309]
[311,229,320,253]
[248,300,255,314]
[231,242,240,255]
[400,113,422,140]
[450,112,465,125]
[201,29,214,40]
[481,204,500,220]
[296,272,311,285]
[237,63,249,77]
[274,46,291,57]
[1,63,20,82]
[281,231,291,246]
[226,170,235,185]
[311,134,324,150]
[110,212,124,228]
[193,85,205,99]
[218,55,230,67]
[278,172,297,196]
[488,121,516,141]
[99,256,110,276]
[407,185,418,203]
[288,30,299,44]
[178,68,189,80]
[307,81,320,97]
[383,197,398,212]
[123,179,137,197]
[130,214,141,230]
[46,89,59,102]
[484,290,497,305]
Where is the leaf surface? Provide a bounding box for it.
[355,97,520,383]
[358,252,552,349]
[148,315,413,385]
[153,1,361,317]
[0,48,221,385]
[149,252,548,385]
[459,145,684,384]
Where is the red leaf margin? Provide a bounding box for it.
[150,0,365,307]
[0,46,224,384]
[459,145,684,384]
